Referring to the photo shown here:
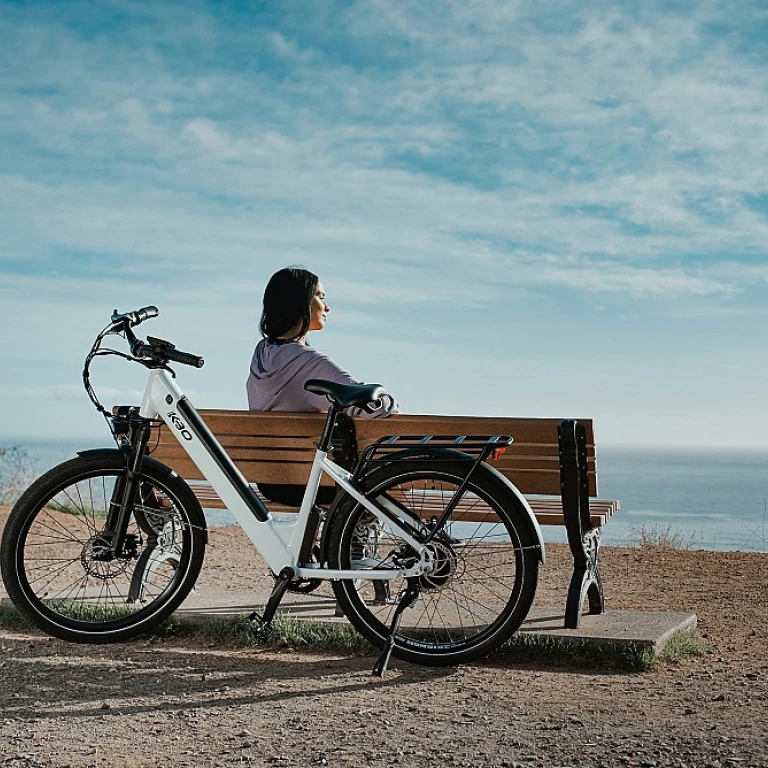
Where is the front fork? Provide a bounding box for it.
[101,410,153,559]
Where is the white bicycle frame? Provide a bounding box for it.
[139,368,434,581]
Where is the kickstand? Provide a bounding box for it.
[372,578,420,677]
[247,567,294,641]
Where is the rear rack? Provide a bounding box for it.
[355,434,513,476]
[353,434,515,554]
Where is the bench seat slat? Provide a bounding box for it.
[191,411,598,453]
[155,453,576,495]
[356,415,595,444]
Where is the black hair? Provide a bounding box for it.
[259,266,319,342]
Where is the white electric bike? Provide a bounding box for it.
[0,307,543,673]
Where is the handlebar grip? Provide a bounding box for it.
[166,348,205,368]
[111,305,159,328]
[134,305,159,324]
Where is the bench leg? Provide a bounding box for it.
[564,528,605,629]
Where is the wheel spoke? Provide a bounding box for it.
[330,460,539,664]
[1,455,204,641]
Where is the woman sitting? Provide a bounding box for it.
[247,267,399,418]
[247,266,398,505]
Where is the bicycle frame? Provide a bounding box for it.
[139,368,434,581]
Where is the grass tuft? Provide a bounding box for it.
[632,523,701,551]
[189,613,375,653]
[0,445,38,505]
[658,629,708,662]
[0,604,33,630]
[494,632,656,671]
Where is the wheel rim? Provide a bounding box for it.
[13,469,192,632]
[337,469,529,654]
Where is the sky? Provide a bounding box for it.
[1,0,768,449]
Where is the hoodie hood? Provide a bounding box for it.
[246,338,345,413]
[251,339,308,380]
[246,338,399,417]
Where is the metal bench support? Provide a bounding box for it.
[559,419,605,629]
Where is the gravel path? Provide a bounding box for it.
[1,516,767,767]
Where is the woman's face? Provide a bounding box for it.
[308,281,330,332]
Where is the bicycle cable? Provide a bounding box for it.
[81,307,203,443]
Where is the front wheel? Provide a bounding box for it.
[0,453,207,643]
[326,460,541,666]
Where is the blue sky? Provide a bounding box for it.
[1,0,768,448]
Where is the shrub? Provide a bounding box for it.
[0,445,37,506]
[632,523,701,551]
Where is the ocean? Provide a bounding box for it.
[2,436,767,553]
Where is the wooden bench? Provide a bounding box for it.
[149,411,619,628]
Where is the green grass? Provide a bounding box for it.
[657,629,709,662]
[46,601,137,622]
[42,501,110,520]
[185,613,375,653]
[494,631,656,671]
[0,604,33,630]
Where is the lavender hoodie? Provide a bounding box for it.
[247,339,399,419]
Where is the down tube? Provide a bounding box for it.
[145,371,294,573]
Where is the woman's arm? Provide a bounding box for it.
[302,351,399,418]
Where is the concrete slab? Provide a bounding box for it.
[171,588,698,657]
[517,606,697,654]
[2,590,698,657]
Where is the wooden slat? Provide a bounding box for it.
[154,434,572,472]
[198,411,328,437]
[354,414,595,445]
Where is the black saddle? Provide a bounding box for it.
[304,379,386,409]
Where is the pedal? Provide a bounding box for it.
[245,566,295,643]
[246,611,274,642]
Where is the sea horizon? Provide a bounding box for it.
[2,435,767,554]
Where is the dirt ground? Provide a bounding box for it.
[1,511,767,768]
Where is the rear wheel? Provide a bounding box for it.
[0,453,206,643]
[326,460,540,666]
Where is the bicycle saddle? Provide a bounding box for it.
[304,379,386,408]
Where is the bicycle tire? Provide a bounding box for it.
[326,460,540,666]
[0,452,206,643]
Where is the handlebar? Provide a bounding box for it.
[108,307,205,368]
[84,305,205,418]
[135,336,205,368]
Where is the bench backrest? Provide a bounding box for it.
[149,410,600,497]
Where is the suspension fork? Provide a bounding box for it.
[103,413,153,558]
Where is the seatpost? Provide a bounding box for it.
[317,403,342,453]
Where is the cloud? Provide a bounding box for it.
[3,0,767,287]
[2,1,768,445]
[524,257,735,298]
